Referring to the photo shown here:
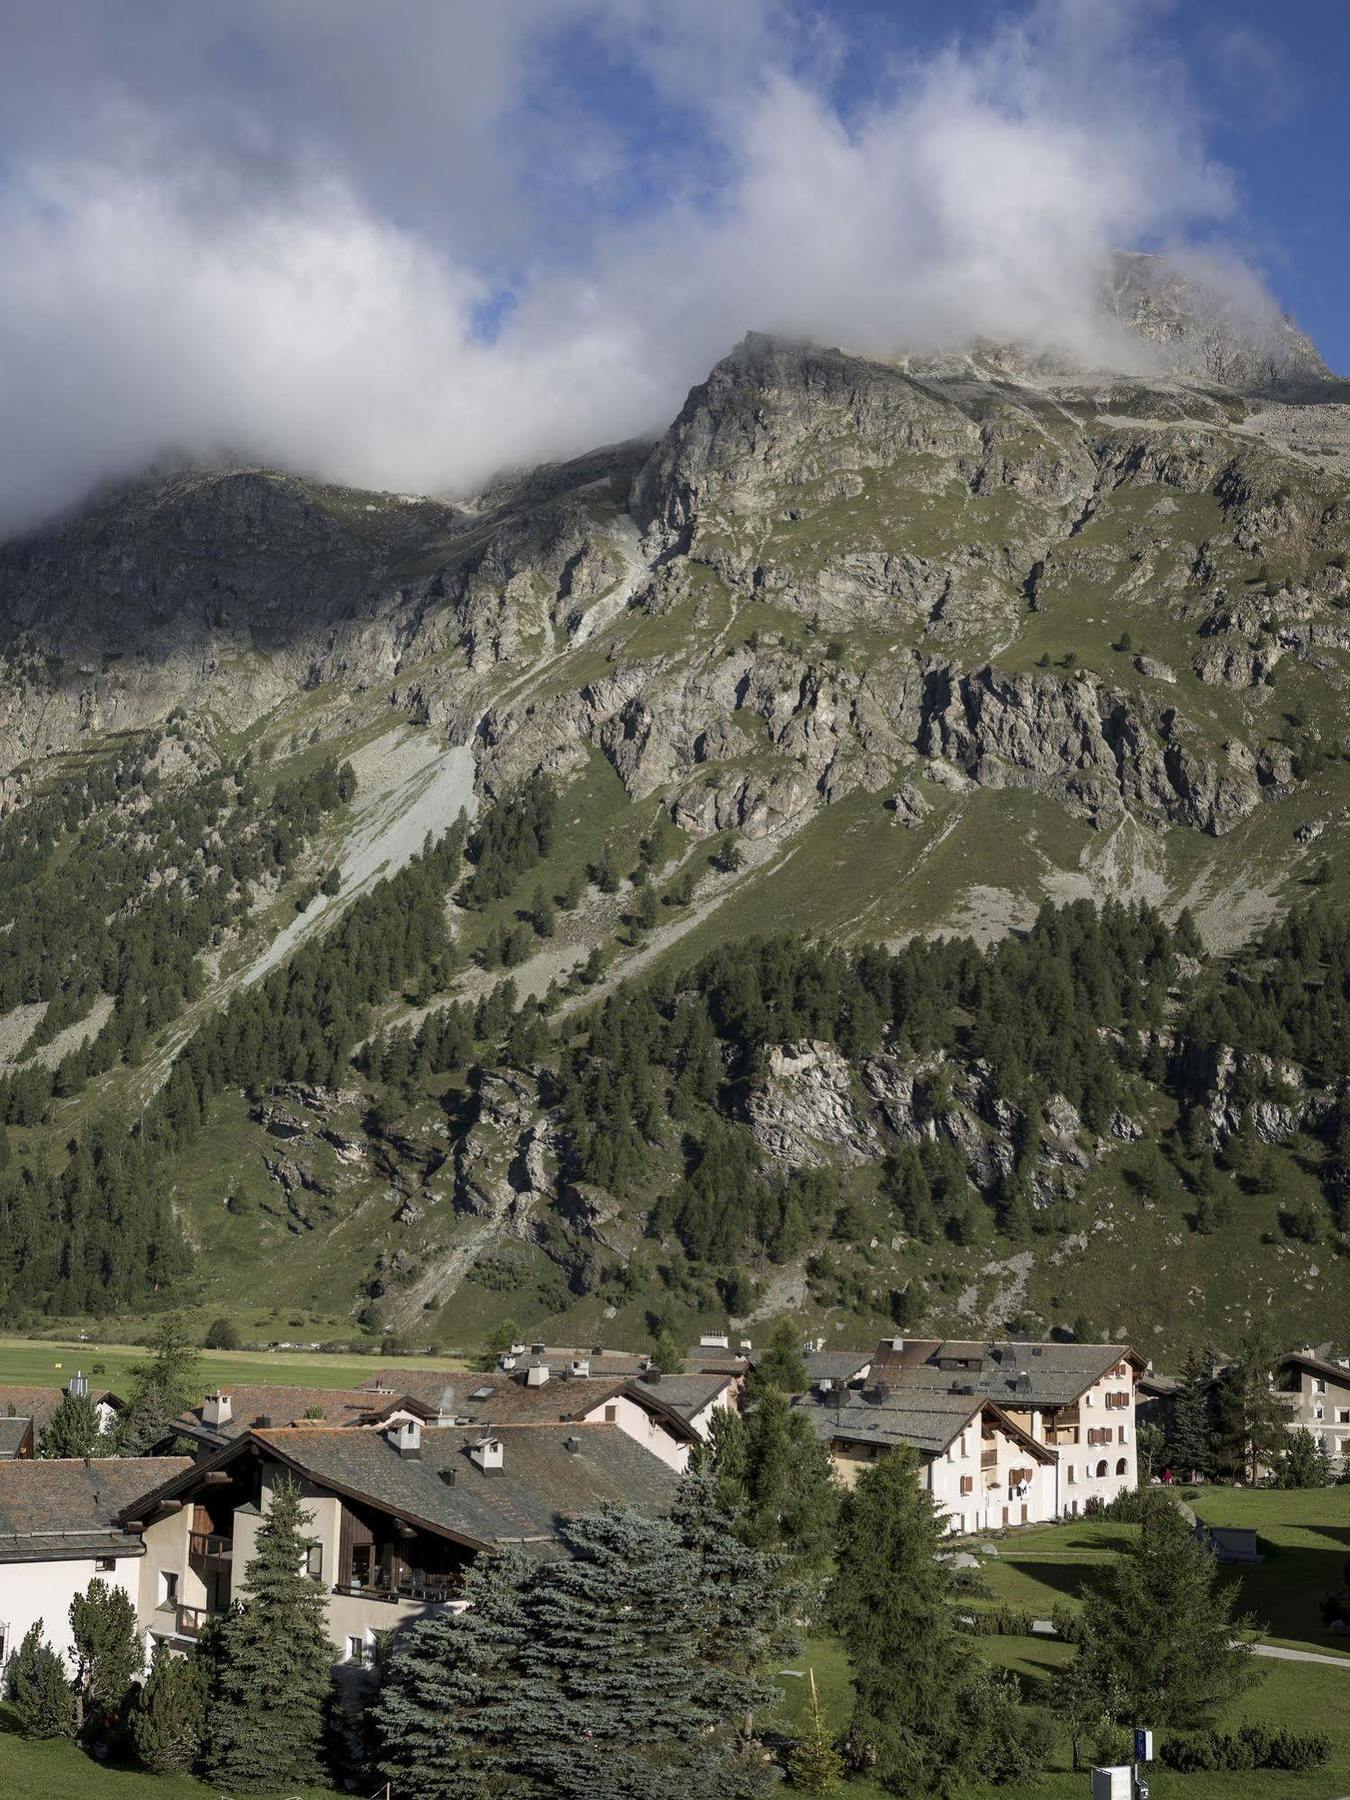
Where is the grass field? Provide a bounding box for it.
[0,1334,467,1397]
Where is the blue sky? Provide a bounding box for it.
[0,0,1344,529]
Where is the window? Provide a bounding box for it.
[159,1571,178,1607]
[1313,1378,1327,1394]
[1118,1425,1128,1443]
[1336,1409,1349,1425]
[347,1636,365,1666]
[1116,1457,1128,1476]
[1095,1459,1108,1479]
[0,1625,7,1668]
[1066,1465,1076,1484]
[603,1405,617,1423]
[959,1475,974,1495]
[96,1556,116,1573]
[305,1543,323,1581]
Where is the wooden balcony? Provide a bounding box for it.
[174,1604,209,1638]
[189,1530,233,1562]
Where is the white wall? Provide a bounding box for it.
[580,1393,691,1472]
[0,1552,139,1674]
[1045,1365,1137,1517]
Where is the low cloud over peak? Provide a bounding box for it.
[0,0,1300,538]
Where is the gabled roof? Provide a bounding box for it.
[1276,1350,1350,1388]
[626,1371,734,1423]
[173,1384,439,1446]
[871,1339,1143,1409]
[351,1369,710,1440]
[0,1456,191,1563]
[794,1388,1056,1463]
[803,1350,873,1386]
[119,1423,678,1558]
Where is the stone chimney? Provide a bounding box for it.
[469,1430,504,1474]
[202,1392,232,1428]
[524,1359,550,1388]
[387,1417,422,1459]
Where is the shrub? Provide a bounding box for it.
[4,1621,77,1738]
[1161,1725,1330,1774]
[203,1317,240,1350]
[960,1605,1035,1636]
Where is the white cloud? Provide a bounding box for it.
[0,0,1268,537]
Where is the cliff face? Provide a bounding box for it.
[1,277,1348,1346]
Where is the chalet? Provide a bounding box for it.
[871,1338,1144,1515]
[1272,1350,1350,1471]
[0,1456,191,1673]
[794,1385,1057,1532]
[118,1420,677,1664]
[357,1364,734,1472]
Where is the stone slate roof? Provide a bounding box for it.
[627,1372,733,1421]
[121,1424,678,1557]
[174,1384,434,1445]
[795,1390,1055,1462]
[871,1339,1140,1409]
[0,1456,191,1563]
[0,1417,34,1458]
[803,1350,874,1386]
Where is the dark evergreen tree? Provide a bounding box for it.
[69,1576,142,1737]
[1277,1426,1333,1488]
[829,1448,1001,1796]
[1168,1347,1217,1480]
[37,1386,107,1458]
[1212,1328,1290,1483]
[131,1641,207,1774]
[1078,1495,1259,1728]
[751,1317,808,1395]
[113,1314,202,1454]
[4,1621,77,1739]
[705,1391,838,1571]
[204,1476,333,1792]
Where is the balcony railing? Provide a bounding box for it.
[333,1577,461,1606]
[189,1531,233,1561]
[175,1604,209,1638]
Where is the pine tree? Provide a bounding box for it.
[1213,1328,1290,1483]
[708,1391,838,1571]
[37,1386,106,1458]
[1168,1347,1216,1480]
[4,1621,77,1739]
[751,1317,808,1395]
[788,1667,844,1794]
[204,1476,333,1792]
[375,1552,535,1799]
[131,1642,206,1773]
[1277,1426,1331,1488]
[1078,1494,1260,1728]
[828,1447,980,1795]
[113,1313,202,1453]
[650,1329,683,1374]
[69,1577,142,1736]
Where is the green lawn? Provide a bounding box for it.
[0,1334,467,1397]
[0,1709,331,1798]
[774,1492,1350,1800]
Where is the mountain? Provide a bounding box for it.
[0,261,1347,1358]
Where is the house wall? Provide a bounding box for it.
[1025,1363,1137,1517]
[1280,1367,1350,1468]
[579,1393,690,1472]
[0,1551,139,1672]
[825,1421,1054,1535]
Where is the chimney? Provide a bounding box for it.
[530,1342,546,1356]
[387,1418,422,1459]
[569,1358,591,1379]
[1015,1370,1032,1396]
[202,1392,232,1428]
[498,1352,519,1372]
[564,1434,581,1454]
[698,1333,730,1350]
[468,1431,504,1474]
[524,1359,550,1388]
[67,1370,89,1399]
[642,1368,662,1385]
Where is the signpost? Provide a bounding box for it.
[1133,1726,1154,1799]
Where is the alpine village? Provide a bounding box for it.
[2,5,1350,1799]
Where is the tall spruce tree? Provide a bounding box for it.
[1168,1347,1217,1479]
[113,1313,202,1454]
[204,1477,333,1793]
[701,1391,837,1571]
[375,1552,535,1800]
[131,1641,207,1774]
[1078,1494,1260,1729]
[828,1447,982,1796]
[751,1317,809,1395]
[69,1576,142,1737]
[1213,1329,1290,1483]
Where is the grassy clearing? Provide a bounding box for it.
[0,1335,466,1395]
